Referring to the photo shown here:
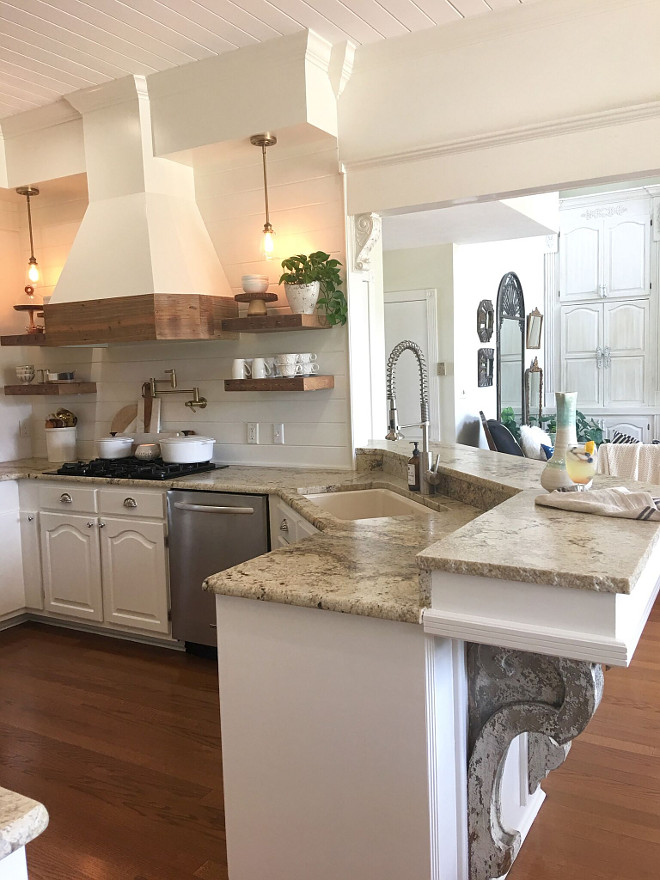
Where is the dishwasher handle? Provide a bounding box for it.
[173,501,255,515]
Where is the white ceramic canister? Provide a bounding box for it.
[46,427,77,463]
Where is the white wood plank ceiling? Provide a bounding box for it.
[0,0,539,120]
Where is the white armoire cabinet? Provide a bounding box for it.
[555,190,656,437]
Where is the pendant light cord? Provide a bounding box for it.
[25,193,35,260]
[261,144,270,228]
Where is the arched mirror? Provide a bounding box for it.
[496,272,525,420]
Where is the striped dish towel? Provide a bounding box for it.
[535,486,660,521]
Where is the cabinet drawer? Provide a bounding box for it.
[98,488,165,519]
[39,483,97,513]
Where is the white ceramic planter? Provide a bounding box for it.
[284,281,320,315]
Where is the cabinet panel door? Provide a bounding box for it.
[40,512,102,621]
[604,300,649,407]
[563,360,601,409]
[602,417,651,443]
[606,357,647,408]
[100,517,169,634]
[562,304,602,355]
[0,509,25,617]
[605,300,648,354]
[559,217,601,301]
[604,202,650,299]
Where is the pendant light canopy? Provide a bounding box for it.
[250,133,277,259]
[16,185,40,295]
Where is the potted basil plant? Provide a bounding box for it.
[279,251,347,326]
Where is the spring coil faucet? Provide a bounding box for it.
[385,340,434,494]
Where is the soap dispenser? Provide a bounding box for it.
[407,441,420,492]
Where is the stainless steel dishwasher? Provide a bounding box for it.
[167,489,269,648]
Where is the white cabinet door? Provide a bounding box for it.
[0,510,25,618]
[559,211,601,301]
[99,517,169,634]
[559,198,650,302]
[20,511,43,610]
[40,512,103,621]
[560,303,603,408]
[604,300,649,407]
[603,200,651,299]
[601,416,652,443]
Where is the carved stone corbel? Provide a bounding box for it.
[353,213,381,272]
[467,644,604,880]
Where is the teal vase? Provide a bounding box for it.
[540,392,578,492]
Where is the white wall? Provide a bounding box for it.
[453,238,547,446]
[383,245,455,442]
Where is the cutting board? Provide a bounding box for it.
[137,396,161,433]
[110,404,138,435]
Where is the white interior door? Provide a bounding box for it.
[384,289,440,441]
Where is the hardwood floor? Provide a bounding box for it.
[509,595,660,880]
[0,602,657,880]
[0,623,227,880]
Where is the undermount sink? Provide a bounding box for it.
[304,489,434,521]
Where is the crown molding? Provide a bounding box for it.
[343,100,660,172]
[0,99,81,139]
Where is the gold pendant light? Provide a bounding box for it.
[250,133,277,259]
[16,185,40,295]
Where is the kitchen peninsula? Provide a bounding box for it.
[0,443,658,880]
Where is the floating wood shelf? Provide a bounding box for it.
[4,382,97,396]
[224,376,334,393]
[1,334,47,346]
[221,314,330,333]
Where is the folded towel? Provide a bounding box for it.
[536,486,660,521]
[637,444,660,484]
[597,443,640,479]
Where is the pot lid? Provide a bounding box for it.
[98,435,134,443]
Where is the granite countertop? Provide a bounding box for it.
[0,787,48,861]
[4,439,660,619]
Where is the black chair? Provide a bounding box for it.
[486,419,524,456]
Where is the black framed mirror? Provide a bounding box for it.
[524,357,543,425]
[496,272,525,421]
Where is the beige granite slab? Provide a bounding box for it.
[0,787,48,860]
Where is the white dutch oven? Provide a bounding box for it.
[97,435,134,459]
[159,436,215,464]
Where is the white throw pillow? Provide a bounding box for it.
[519,424,553,461]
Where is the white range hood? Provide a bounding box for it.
[45,75,236,344]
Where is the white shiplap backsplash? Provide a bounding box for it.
[15,133,352,469]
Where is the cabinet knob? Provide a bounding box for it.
[279,518,289,532]
[98,521,106,528]
[123,497,138,509]
[60,492,73,504]
[86,521,95,528]
[27,515,34,522]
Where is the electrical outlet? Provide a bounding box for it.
[273,423,285,445]
[247,423,259,444]
[19,419,31,438]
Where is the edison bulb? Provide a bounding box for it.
[27,260,39,284]
[262,228,275,260]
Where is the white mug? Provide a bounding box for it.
[279,363,303,378]
[252,357,273,379]
[301,362,320,375]
[297,353,317,364]
[275,353,298,366]
[232,358,252,379]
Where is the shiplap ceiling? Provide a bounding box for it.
[0,0,542,120]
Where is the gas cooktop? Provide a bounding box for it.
[47,457,225,481]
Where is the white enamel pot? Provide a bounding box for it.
[159,436,215,464]
[97,435,134,459]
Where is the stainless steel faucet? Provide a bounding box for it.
[385,340,434,495]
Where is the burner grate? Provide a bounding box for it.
[50,457,223,481]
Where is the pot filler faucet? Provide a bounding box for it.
[147,369,207,413]
[385,340,439,495]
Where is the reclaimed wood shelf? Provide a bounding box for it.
[224,376,334,392]
[221,314,330,333]
[1,334,47,346]
[4,382,97,396]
